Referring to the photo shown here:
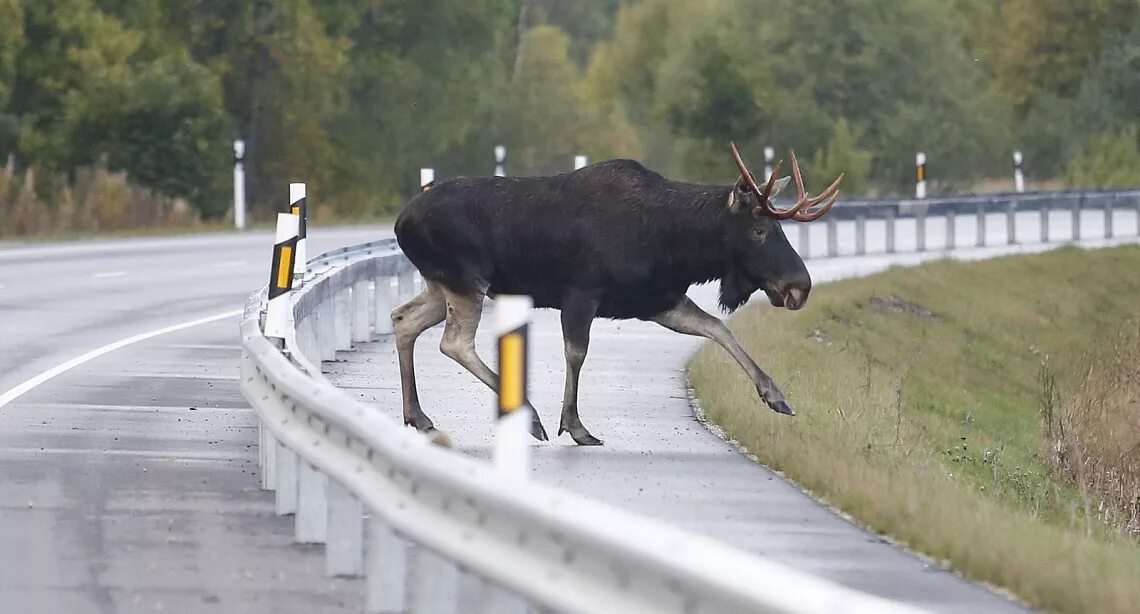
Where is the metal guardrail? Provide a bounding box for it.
[238,238,930,613]
[783,188,1140,259]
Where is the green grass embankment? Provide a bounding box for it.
[688,244,1140,614]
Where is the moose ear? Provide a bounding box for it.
[726,177,746,213]
[768,175,792,199]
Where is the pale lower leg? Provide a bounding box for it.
[651,296,793,414]
[393,282,446,429]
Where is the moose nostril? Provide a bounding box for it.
[785,287,808,309]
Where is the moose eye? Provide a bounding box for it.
[751,227,768,242]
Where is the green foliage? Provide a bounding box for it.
[1,0,1139,235]
[810,118,872,197]
[1065,128,1140,189]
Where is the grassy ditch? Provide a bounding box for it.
[687,244,1140,614]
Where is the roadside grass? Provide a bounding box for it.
[687,244,1140,614]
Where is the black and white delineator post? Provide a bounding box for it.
[494,145,506,177]
[764,146,775,181]
[1013,150,1025,193]
[289,182,307,282]
[915,152,927,200]
[493,295,534,477]
[574,155,588,170]
[233,140,246,230]
[420,167,434,192]
[265,212,301,342]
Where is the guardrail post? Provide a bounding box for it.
[352,279,371,342]
[798,223,811,258]
[375,277,396,336]
[276,446,299,515]
[411,548,458,614]
[1006,201,1017,245]
[1073,195,1083,241]
[480,583,528,614]
[1040,203,1050,243]
[885,207,896,253]
[1105,197,1114,238]
[976,202,986,247]
[260,421,278,491]
[320,298,337,362]
[944,208,955,250]
[290,182,308,283]
[1130,194,1140,238]
[265,213,301,341]
[854,214,866,255]
[494,295,534,476]
[295,461,328,543]
[398,268,417,303]
[916,205,926,252]
[335,288,353,351]
[366,520,407,614]
[826,215,838,257]
[326,480,364,577]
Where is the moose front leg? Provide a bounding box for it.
[558,291,603,445]
[651,296,795,416]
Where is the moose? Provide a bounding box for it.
[391,143,843,445]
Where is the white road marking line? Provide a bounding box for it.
[0,309,243,411]
[120,372,240,381]
[92,271,126,279]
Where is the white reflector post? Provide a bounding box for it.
[265,212,300,341]
[233,140,246,230]
[494,145,506,177]
[420,167,435,192]
[915,152,927,200]
[289,183,307,281]
[1013,150,1025,193]
[574,155,588,170]
[764,146,775,182]
[494,294,533,478]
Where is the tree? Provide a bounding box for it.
[810,118,872,197]
[1066,128,1140,189]
[499,25,584,175]
[985,0,1138,115]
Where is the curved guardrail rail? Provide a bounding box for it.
[239,237,929,614]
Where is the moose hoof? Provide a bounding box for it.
[530,416,550,442]
[767,399,796,416]
[558,425,604,446]
[404,412,436,432]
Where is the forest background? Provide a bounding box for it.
[1,0,1138,235]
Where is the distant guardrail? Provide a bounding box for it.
[238,233,931,613]
[780,189,1140,259]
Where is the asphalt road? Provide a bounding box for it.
[0,209,1136,613]
[0,226,391,613]
[326,210,1137,614]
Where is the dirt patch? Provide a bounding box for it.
[866,294,941,322]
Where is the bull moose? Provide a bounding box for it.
[391,143,843,445]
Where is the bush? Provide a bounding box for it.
[1065,128,1140,189]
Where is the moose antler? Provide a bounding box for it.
[729,142,844,222]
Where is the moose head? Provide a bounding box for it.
[717,143,844,313]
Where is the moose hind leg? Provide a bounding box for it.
[393,281,447,431]
[439,288,549,441]
[651,296,795,416]
[558,292,603,445]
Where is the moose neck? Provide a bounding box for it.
[656,182,740,286]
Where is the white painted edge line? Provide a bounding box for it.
[92,271,127,279]
[0,309,243,410]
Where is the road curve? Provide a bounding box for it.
[0,226,390,613]
[324,211,1137,614]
